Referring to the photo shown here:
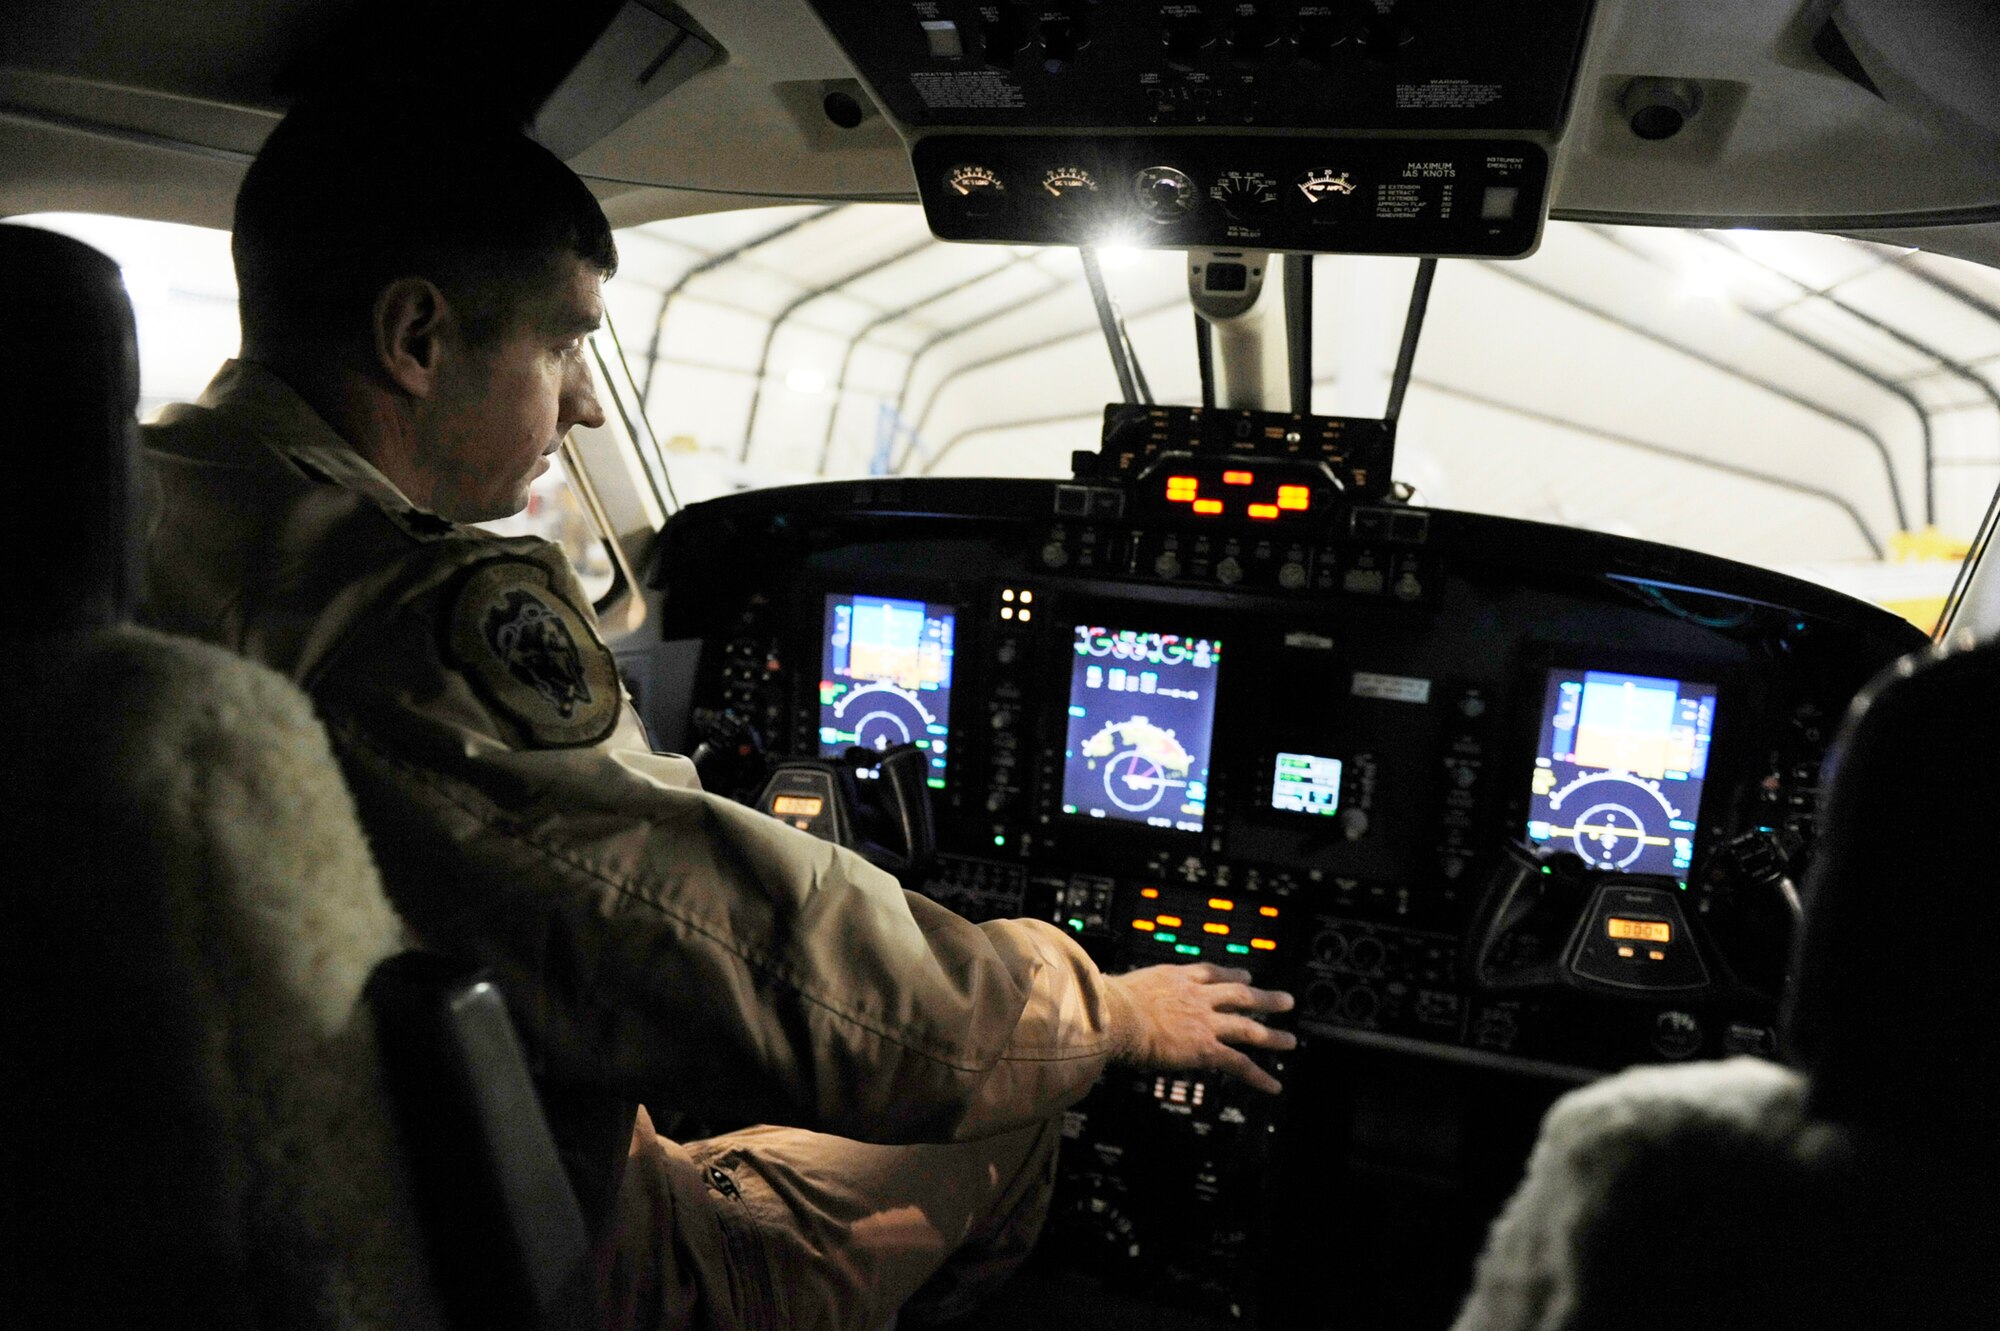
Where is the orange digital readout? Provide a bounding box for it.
[1162,470,1313,520]
[1606,917,1672,944]
[771,795,824,817]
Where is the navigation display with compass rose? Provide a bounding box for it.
[819,594,957,789]
[1525,667,1719,881]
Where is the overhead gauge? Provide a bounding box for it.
[1211,171,1278,223]
[945,164,1006,218]
[1042,165,1099,202]
[1133,165,1199,223]
[1297,169,1360,205]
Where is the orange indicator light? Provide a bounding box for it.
[1140,887,1160,899]
[1223,470,1255,485]
[1166,476,1199,503]
[1203,922,1230,935]
[1193,499,1224,515]
[1649,950,1667,961]
[1132,919,1156,932]
[1208,898,1234,911]
[1617,946,1635,959]
[1247,503,1279,520]
[1277,485,1311,511]
[1259,905,1280,918]
[1251,938,1277,951]
[1157,915,1183,927]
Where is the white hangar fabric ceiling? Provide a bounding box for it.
[604,203,2000,587]
[28,201,2000,624]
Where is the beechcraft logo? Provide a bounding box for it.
[483,588,595,719]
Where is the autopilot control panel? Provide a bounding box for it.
[642,402,1921,1326]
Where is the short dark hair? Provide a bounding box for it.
[233,101,618,352]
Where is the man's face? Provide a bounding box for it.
[419,256,607,523]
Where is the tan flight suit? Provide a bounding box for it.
[141,361,1121,1330]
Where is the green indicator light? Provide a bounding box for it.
[1540,866,1553,875]
[993,835,1006,847]
[927,778,946,790]
[1154,932,1177,943]
[1225,943,1250,955]
[1067,918,1084,932]
[1175,943,1202,956]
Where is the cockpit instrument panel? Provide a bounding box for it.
[804,0,1593,255]
[652,401,1922,1329]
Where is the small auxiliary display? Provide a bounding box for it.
[1526,667,1718,879]
[1270,751,1344,817]
[818,594,956,790]
[1061,625,1221,834]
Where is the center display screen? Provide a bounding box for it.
[819,594,955,789]
[1061,626,1221,833]
[1526,667,1718,878]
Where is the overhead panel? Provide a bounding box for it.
[804,0,1596,257]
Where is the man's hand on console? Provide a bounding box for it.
[1104,963,1297,1095]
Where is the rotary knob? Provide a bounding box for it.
[1215,556,1244,585]
[1225,10,1277,66]
[1153,550,1183,579]
[1161,18,1212,70]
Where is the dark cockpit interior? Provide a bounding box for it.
[5,0,2000,1325]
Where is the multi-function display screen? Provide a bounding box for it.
[1271,751,1344,816]
[818,594,955,789]
[1526,667,1718,878]
[1061,626,1221,833]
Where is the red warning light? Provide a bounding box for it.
[1193,499,1224,515]
[1277,485,1311,511]
[1222,470,1255,486]
[1247,503,1280,520]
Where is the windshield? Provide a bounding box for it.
[608,204,1998,629]
[25,205,2000,629]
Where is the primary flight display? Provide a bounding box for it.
[818,593,957,789]
[1525,667,1718,879]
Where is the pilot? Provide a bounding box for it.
[139,100,1295,1329]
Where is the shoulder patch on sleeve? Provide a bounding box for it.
[447,559,620,748]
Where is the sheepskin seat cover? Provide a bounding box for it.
[4,625,444,1327]
[1451,1056,1993,1330]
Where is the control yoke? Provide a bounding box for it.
[756,744,938,884]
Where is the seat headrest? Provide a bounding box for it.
[0,225,142,633]
[1783,631,2000,1161]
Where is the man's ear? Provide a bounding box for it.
[371,277,452,398]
